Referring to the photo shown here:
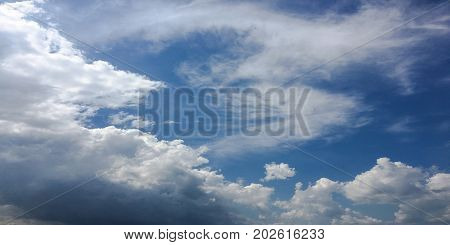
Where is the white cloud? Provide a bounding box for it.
[343,157,450,224]
[428,173,450,192]
[275,180,382,224]
[262,162,295,181]
[332,208,383,225]
[394,173,450,224]
[276,158,450,224]
[195,169,273,209]
[40,1,449,87]
[0,1,162,138]
[343,157,427,203]
[0,1,272,224]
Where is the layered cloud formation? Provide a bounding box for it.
[0,1,449,225]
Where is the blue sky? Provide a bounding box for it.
[79,0,450,190]
[0,0,449,224]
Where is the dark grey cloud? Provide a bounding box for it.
[0,178,237,224]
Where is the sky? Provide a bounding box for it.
[0,0,449,224]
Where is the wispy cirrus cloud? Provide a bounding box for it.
[33,0,450,156]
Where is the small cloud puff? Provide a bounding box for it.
[262,162,295,181]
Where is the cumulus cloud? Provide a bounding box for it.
[262,162,295,181]
[276,157,450,224]
[343,157,427,203]
[0,1,272,224]
[343,158,450,224]
[275,179,382,224]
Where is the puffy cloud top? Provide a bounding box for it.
[262,162,295,181]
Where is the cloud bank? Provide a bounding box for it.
[0,1,273,224]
